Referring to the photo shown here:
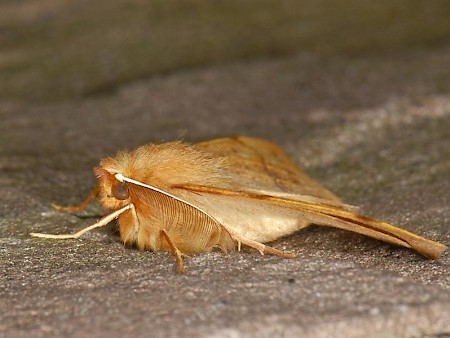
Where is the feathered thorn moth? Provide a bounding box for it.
[31,136,447,272]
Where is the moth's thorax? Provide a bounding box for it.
[94,142,228,211]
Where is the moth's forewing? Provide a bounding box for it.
[180,137,446,259]
[194,137,341,201]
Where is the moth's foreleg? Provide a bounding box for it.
[159,229,185,273]
[52,185,100,213]
[31,204,131,240]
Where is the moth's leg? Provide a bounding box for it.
[31,204,131,240]
[129,203,140,236]
[227,230,295,258]
[159,229,185,273]
[52,185,100,213]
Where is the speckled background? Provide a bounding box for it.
[1,2,449,337]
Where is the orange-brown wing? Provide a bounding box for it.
[194,136,340,201]
[182,136,446,259]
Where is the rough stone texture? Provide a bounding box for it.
[1,46,449,337]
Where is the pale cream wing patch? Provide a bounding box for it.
[172,188,314,243]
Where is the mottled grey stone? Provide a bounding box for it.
[1,46,449,337]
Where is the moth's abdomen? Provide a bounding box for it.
[120,185,235,254]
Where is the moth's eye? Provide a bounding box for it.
[112,181,129,200]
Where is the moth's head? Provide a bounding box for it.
[94,154,131,210]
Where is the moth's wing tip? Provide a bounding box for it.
[422,241,448,260]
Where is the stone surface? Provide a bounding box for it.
[1,46,450,337]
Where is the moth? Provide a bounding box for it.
[31,136,447,272]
